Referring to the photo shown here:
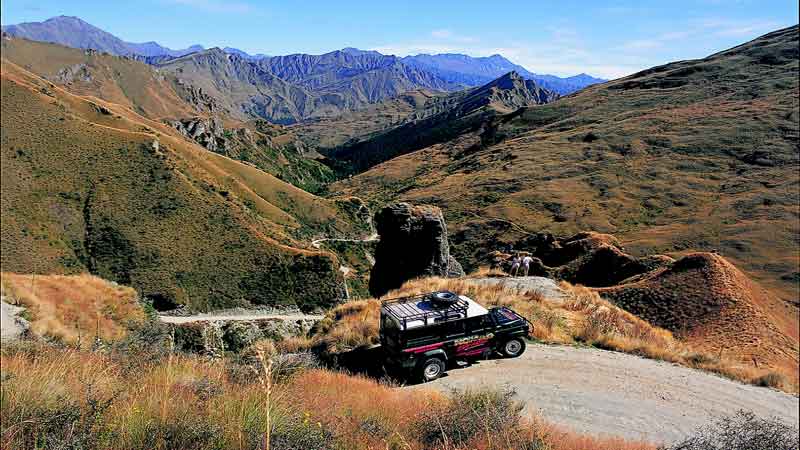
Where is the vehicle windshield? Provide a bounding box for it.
[492,307,520,324]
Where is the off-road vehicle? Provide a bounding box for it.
[380,291,531,382]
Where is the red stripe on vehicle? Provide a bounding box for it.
[458,348,487,357]
[456,338,488,351]
[403,342,444,353]
[455,338,489,356]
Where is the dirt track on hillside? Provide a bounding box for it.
[415,343,799,444]
[158,312,324,324]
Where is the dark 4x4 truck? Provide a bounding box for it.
[380,291,531,382]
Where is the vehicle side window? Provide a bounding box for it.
[443,320,466,338]
[463,315,487,333]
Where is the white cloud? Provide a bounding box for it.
[430,29,453,39]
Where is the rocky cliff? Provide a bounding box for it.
[369,203,464,297]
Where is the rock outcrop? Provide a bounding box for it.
[170,116,228,153]
[369,202,464,297]
[487,231,673,287]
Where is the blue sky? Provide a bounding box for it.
[1,0,797,78]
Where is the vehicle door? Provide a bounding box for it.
[453,315,494,358]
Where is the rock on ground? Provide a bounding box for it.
[1,298,29,342]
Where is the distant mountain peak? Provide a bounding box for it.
[341,47,382,56]
[3,16,205,58]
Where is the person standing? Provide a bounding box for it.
[510,255,522,276]
[522,255,534,276]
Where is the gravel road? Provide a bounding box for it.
[415,343,799,444]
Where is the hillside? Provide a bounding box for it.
[597,253,799,381]
[325,71,558,173]
[331,25,800,306]
[0,35,206,119]
[0,36,340,192]
[291,89,441,149]
[0,57,370,313]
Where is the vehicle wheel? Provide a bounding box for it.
[501,338,526,358]
[418,357,445,382]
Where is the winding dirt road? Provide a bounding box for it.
[310,233,379,249]
[158,312,324,324]
[416,343,799,444]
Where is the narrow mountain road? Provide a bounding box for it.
[158,312,324,324]
[311,233,379,249]
[414,343,799,445]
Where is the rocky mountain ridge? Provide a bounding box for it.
[324,70,559,172]
[3,16,604,124]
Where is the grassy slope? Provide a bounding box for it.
[332,26,800,306]
[0,37,198,120]
[0,344,655,450]
[0,58,368,312]
[322,74,556,174]
[1,37,340,193]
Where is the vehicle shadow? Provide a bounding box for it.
[321,345,499,386]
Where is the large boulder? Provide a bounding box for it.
[369,203,464,297]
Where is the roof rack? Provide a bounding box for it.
[380,291,470,330]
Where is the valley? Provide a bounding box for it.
[1,11,799,450]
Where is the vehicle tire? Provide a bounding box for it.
[500,338,526,358]
[418,357,446,382]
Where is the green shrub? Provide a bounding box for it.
[414,387,524,447]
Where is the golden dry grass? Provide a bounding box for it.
[0,343,655,450]
[0,272,145,344]
[597,253,800,389]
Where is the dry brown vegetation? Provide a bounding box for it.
[1,272,145,344]
[598,252,799,389]
[0,342,656,450]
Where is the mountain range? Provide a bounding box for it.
[326,71,559,173]
[2,16,604,102]
[401,53,605,94]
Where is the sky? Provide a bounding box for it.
[1,0,798,79]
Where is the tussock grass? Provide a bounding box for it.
[0,342,655,450]
[1,272,145,345]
